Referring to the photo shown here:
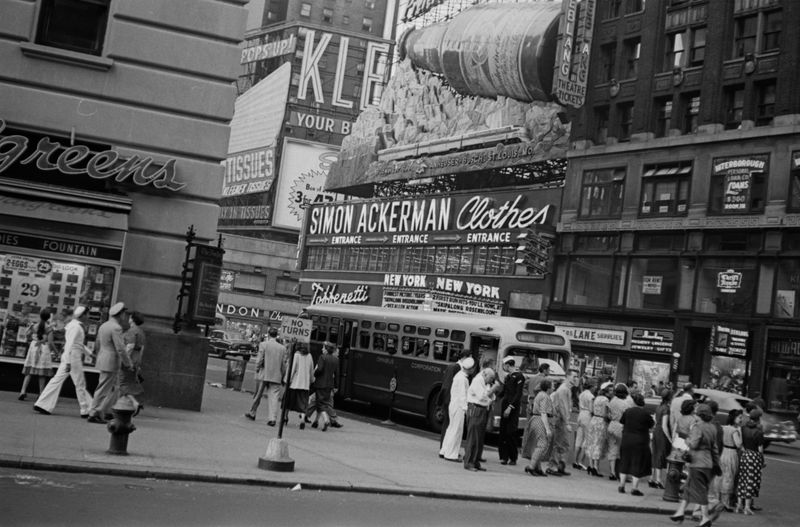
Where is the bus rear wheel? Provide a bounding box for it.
[426,391,444,434]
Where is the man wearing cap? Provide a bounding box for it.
[548,369,578,476]
[437,349,472,449]
[670,382,695,438]
[245,327,288,425]
[498,355,525,465]
[439,357,474,461]
[33,306,93,416]
[87,302,133,424]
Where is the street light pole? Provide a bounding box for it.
[258,339,296,472]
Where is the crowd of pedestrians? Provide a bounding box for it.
[243,330,343,431]
[435,360,770,526]
[19,303,147,421]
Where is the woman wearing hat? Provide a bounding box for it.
[719,409,743,512]
[607,383,633,481]
[649,388,673,489]
[617,392,654,496]
[669,403,720,526]
[735,407,765,515]
[19,309,54,402]
[584,381,614,477]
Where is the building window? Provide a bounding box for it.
[234,273,266,293]
[565,257,618,307]
[623,258,679,310]
[266,10,276,21]
[689,27,706,66]
[606,0,623,19]
[654,97,673,137]
[342,15,350,25]
[774,259,800,319]
[623,38,640,78]
[695,258,757,314]
[362,17,373,32]
[626,0,644,14]
[790,152,800,212]
[640,163,691,217]
[599,43,617,82]
[594,106,609,144]
[762,10,781,52]
[724,85,745,130]
[365,0,376,9]
[579,168,626,218]
[733,14,757,57]
[300,2,311,17]
[708,155,768,214]
[681,92,700,134]
[35,0,110,56]
[617,102,634,141]
[322,7,333,23]
[665,32,685,70]
[755,80,776,126]
[275,277,298,297]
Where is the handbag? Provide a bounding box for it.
[681,450,693,463]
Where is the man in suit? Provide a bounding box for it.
[307,340,339,431]
[87,302,133,423]
[245,327,287,425]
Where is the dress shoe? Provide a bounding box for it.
[556,469,571,476]
[87,415,106,424]
[311,421,319,429]
[330,422,343,428]
[508,460,516,466]
[668,513,684,523]
[267,421,276,427]
[439,454,445,459]
[609,473,618,481]
[750,505,762,511]
[475,466,486,471]
[299,421,305,430]
[500,460,508,465]
[33,405,51,415]
[244,413,256,421]
[546,468,563,477]
[524,466,542,477]
[18,393,26,401]
[80,414,89,419]
[322,422,329,432]
[697,521,711,527]
[631,489,643,497]
[618,485,625,493]
[479,457,487,463]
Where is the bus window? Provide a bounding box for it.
[401,336,416,355]
[386,335,398,355]
[403,324,416,334]
[415,338,430,357]
[435,328,449,338]
[433,341,446,361]
[388,323,400,332]
[319,316,328,324]
[329,325,340,346]
[418,326,431,336]
[361,320,372,329]
[375,321,386,331]
[359,330,371,348]
[451,330,466,342]
[314,326,328,342]
[374,333,386,352]
[449,342,465,361]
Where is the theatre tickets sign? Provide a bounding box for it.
[306,189,557,240]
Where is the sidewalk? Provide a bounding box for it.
[0,384,673,514]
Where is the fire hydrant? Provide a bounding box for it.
[106,398,137,455]
[663,452,686,502]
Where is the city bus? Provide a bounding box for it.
[303,304,572,432]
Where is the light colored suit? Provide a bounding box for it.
[35,318,93,415]
[88,317,130,418]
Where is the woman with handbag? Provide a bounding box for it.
[735,407,765,515]
[606,383,633,481]
[19,310,54,401]
[650,388,673,489]
[719,409,743,512]
[584,381,614,477]
[668,404,721,526]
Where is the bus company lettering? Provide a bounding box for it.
[411,362,442,373]
[311,282,370,305]
[308,193,551,235]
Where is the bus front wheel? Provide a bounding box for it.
[426,391,444,434]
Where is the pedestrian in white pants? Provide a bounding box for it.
[34,306,93,417]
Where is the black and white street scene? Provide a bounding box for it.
[2,0,800,526]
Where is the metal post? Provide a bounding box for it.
[277,340,296,440]
[173,225,196,334]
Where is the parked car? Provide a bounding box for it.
[645,388,797,449]
[208,330,254,360]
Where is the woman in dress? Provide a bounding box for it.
[572,378,596,471]
[650,388,673,489]
[19,310,54,401]
[285,344,315,429]
[719,409,743,512]
[607,383,632,480]
[522,378,554,476]
[736,408,765,515]
[669,404,720,526]
[585,381,614,477]
[119,311,146,416]
[618,392,654,496]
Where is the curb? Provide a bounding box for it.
[0,455,672,515]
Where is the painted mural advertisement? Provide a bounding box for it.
[273,139,342,230]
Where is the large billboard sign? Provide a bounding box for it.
[273,139,341,230]
[240,34,297,64]
[552,0,596,108]
[222,146,275,197]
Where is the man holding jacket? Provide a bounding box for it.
[87,302,132,424]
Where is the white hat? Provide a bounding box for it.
[109,302,126,316]
[73,306,87,318]
[600,381,613,391]
[459,357,475,370]
[502,355,516,365]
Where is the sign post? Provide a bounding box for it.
[258,316,312,472]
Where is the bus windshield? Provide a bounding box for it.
[504,348,568,376]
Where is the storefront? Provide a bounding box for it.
[214,302,293,340]
[549,320,674,392]
[299,187,560,317]
[764,329,800,419]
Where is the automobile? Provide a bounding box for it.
[645,388,797,449]
[208,330,254,360]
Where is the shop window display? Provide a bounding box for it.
[694,258,757,314]
[774,259,800,319]
[0,253,115,363]
[565,257,616,307]
[624,257,679,310]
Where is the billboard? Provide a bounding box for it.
[222,146,275,197]
[272,139,341,230]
